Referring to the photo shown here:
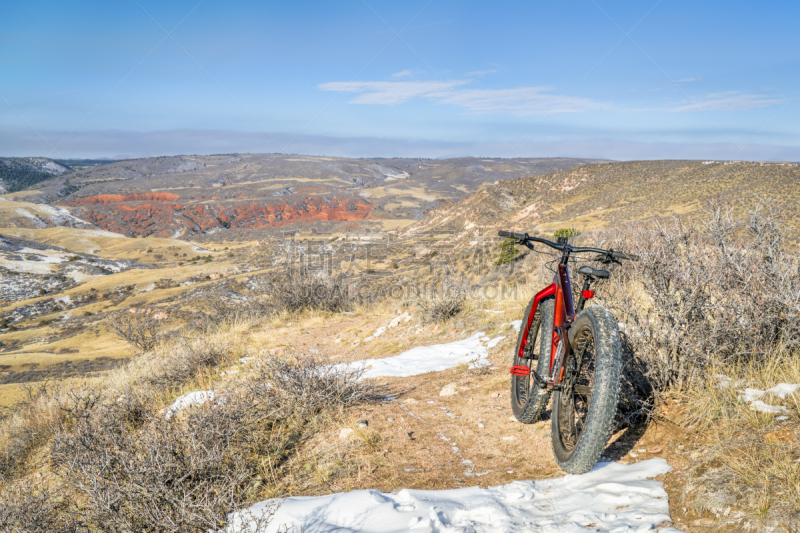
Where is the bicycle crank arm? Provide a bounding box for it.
[509,365,549,389]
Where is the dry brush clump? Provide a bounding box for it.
[108,307,165,352]
[0,320,372,532]
[0,383,61,477]
[250,354,372,419]
[233,271,358,318]
[584,199,800,420]
[0,479,83,533]
[412,273,470,323]
[593,202,798,379]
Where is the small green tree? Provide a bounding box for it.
[494,238,520,265]
[553,227,582,242]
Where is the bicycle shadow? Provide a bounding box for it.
[600,421,649,461]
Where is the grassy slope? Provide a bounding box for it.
[410,160,800,240]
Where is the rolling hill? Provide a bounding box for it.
[1,154,601,239]
[407,159,800,243]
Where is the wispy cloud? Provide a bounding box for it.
[672,91,784,112]
[466,69,496,77]
[391,69,414,78]
[318,80,469,105]
[317,80,603,115]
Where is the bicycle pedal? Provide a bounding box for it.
[509,365,530,376]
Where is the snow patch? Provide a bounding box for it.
[0,257,54,274]
[229,459,683,533]
[364,312,412,342]
[364,326,387,342]
[487,336,504,348]
[17,247,69,264]
[504,319,523,332]
[739,383,800,401]
[340,332,492,379]
[76,228,127,238]
[735,383,798,414]
[164,391,217,420]
[750,400,789,414]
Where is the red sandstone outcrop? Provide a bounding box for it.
[60,193,373,237]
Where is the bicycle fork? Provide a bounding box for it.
[511,324,570,391]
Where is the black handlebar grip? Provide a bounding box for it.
[498,230,527,241]
[612,251,640,261]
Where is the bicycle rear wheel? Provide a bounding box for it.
[510,296,553,424]
[551,304,622,474]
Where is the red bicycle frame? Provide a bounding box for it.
[516,264,579,388]
[502,230,635,390]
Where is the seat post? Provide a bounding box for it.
[576,275,594,312]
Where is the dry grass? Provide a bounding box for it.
[678,351,800,526]
[0,315,375,532]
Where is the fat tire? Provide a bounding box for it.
[551,304,622,474]
[510,297,554,424]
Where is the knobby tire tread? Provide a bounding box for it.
[551,304,622,474]
[510,297,554,424]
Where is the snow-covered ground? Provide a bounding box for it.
[164,390,217,420]
[16,247,70,263]
[0,256,54,274]
[229,459,683,533]
[717,375,799,414]
[13,204,90,228]
[341,332,503,379]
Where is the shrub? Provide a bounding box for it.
[553,226,582,241]
[44,352,369,532]
[415,274,469,323]
[0,383,58,476]
[594,199,800,416]
[245,271,356,316]
[250,353,371,418]
[494,238,520,266]
[0,479,80,533]
[142,335,229,388]
[108,309,163,352]
[51,387,276,533]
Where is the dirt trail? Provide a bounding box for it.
[246,310,723,532]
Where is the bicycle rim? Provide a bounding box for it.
[512,316,540,405]
[556,325,595,451]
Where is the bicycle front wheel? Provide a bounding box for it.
[510,296,553,424]
[551,304,622,474]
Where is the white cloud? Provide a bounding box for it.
[672,91,784,112]
[318,80,602,115]
[391,70,414,78]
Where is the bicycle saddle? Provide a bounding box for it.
[578,265,609,279]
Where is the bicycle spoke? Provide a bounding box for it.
[556,324,596,451]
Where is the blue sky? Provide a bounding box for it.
[1,0,799,160]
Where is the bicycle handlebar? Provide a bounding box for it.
[497,230,639,261]
[498,230,527,241]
